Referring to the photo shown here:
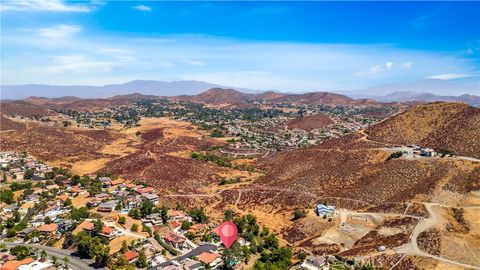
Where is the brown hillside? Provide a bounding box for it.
[253,144,479,209]
[180,88,253,106]
[0,100,53,116]
[268,92,356,105]
[23,96,133,111]
[0,121,122,162]
[286,113,335,131]
[366,102,480,158]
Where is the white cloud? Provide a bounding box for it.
[40,55,120,74]
[2,32,478,92]
[133,5,151,11]
[0,0,91,12]
[426,73,474,80]
[355,62,394,77]
[355,61,415,77]
[401,62,413,69]
[37,25,81,39]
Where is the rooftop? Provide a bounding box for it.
[197,252,221,264]
[0,257,35,270]
[37,223,58,232]
[123,250,139,261]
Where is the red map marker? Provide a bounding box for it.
[218,221,237,248]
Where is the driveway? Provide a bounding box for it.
[149,243,218,269]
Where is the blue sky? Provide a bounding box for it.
[1,0,479,93]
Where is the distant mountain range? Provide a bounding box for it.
[0,80,259,100]
[368,91,480,107]
[1,78,478,106]
[346,78,478,97]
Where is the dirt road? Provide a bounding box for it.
[396,203,480,270]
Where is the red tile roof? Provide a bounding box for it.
[136,187,154,194]
[0,257,35,270]
[188,223,208,233]
[79,221,94,231]
[123,250,139,261]
[101,226,114,235]
[37,223,58,232]
[168,220,182,229]
[110,179,123,186]
[197,252,221,264]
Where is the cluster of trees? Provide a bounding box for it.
[74,230,110,267]
[219,177,241,186]
[439,148,455,157]
[191,152,258,172]
[211,129,224,138]
[387,151,402,160]
[253,246,292,270]
[219,210,293,269]
[127,199,168,224]
[71,207,90,221]
[292,209,307,220]
[10,245,31,260]
[189,207,209,224]
[191,152,233,167]
[0,188,14,204]
[10,181,33,191]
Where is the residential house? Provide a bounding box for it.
[79,221,95,235]
[420,148,436,157]
[300,255,326,270]
[197,252,221,267]
[167,210,190,221]
[94,193,110,200]
[143,213,163,225]
[32,173,45,181]
[182,259,203,270]
[98,200,117,212]
[142,193,159,204]
[98,226,117,241]
[17,227,35,238]
[3,204,19,213]
[315,204,335,217]
[187,223,209,234]
[168,220,182,231]
[163,231,186,249]
[136,186,154,194]
[98,177,112,184]
[123,250,139,264]
[0,257,35,270]
[109,179,123,187]
[36,223,58,236]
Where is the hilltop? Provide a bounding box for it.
[0,100,53,117]
[366,102,480,158]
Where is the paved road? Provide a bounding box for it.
[0,242,96,270]
[149,244,217,269]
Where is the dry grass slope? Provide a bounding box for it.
[366,102,480,158]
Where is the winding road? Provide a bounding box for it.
[395,203,480,270]
[0,242,96,270]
